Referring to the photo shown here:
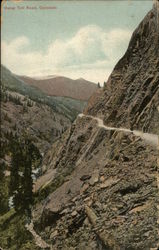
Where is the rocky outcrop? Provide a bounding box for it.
[85,5,159,135]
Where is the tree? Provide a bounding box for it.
[9,135,41,219]
[23,103,28,113]
[22,139,34,216]
[10,137,22,211]
[0,162,8,214]
[98,82,101,88]
[27,100,33,107]
[104,81,107,88]
[22,138,41,218]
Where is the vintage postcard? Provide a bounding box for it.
[1,0,159,249]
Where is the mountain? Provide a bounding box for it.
[85,8,159,134]
[1,65,89,121]
[18,75,97,101]
[32,3,159,250]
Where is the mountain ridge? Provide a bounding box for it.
[18,74,97,101]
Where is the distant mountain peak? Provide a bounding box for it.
[17,74,97,101]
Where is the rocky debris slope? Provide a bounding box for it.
[85,6,159,135]
[33,116,158,249]
[34,129,70,191]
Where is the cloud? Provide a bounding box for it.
[1,25,132,83]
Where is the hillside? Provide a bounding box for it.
[18,75,97,101]
[1,89,71,154]
[31,4,159,250]
[1,65,88,121]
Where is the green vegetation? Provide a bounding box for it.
[0,210,40,250]
[34,164,75,203]
[0,132,42,249]
[104,81,107,87]
[2,89,22,105]
[9,135,42,215]
[0,162,9,214]
[34,174,65,203]
[27,99,33,107]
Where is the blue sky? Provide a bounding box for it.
[1,0,153,83]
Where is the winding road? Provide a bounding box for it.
[78,113,159,147]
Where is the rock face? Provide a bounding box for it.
[85,5,159,135]
[33,5,159,250]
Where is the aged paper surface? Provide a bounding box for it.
[1,1,159,250]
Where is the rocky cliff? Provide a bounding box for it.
[32,5,159,250]
[85,4,159,135]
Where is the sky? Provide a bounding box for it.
[1,0,153,84]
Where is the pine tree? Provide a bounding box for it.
[98,82,101,88]
[10,137,22,211]
[22,139,33,215]
[0,162,8,214]
[9,135,41,219]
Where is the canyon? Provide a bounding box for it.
[30,3,159,249]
